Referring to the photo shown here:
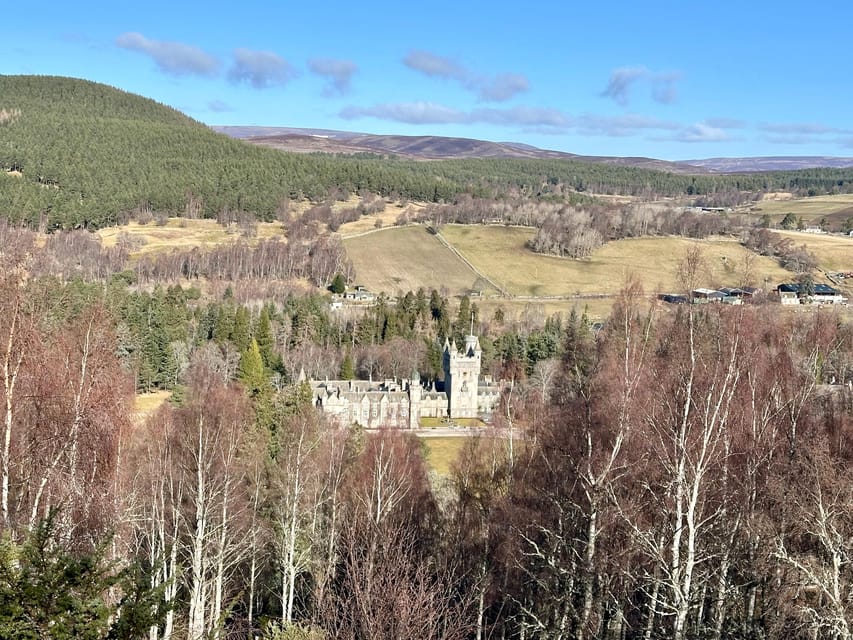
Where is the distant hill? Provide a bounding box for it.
[215,126,706,173]
[684,156,853,172]
[215,126,853,174]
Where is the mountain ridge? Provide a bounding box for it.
[214,126,853,174]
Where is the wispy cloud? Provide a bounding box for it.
[404,50,467,81]
[403,50,529,102]
[340,102,467,125]
[116,32,219,77]
[478,74,530,102]
[472,106,570,128]
[758,122,849,135]
[600,66,648,106]
[705,117,747,129]
[601,66,681,105]
[228,49,296,89]
[652,72,681,104]
[308,58,358,97]
[671,122,733,143]
[763,135,814,145]
[758,122,853,147]
[340,102,669,134]
[208,100,233,113]
[576,113,681,137]
[339,100,754,145]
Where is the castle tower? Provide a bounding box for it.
[408,370,421,429]
[443,334,482,419]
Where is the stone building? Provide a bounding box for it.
[307,334,504,428]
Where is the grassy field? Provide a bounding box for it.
[747,194,853,222]
[97,218,286,258]
[338,203,426,236]
[775,230,853,272]
[345,224,794,318]
[344,225,486,295]
[439,225,791,296]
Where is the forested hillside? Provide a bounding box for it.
[4,76,853,230]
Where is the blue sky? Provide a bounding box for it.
[5,0,853,160]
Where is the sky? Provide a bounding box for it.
[5,0,853,161]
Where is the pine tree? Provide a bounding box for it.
[453,295,472,344]
[340,351,355,380]
[212,304,235,345]
[254,306,276,368]
[238,339,267,397]
[0,512,165,639]
[232,306,252,352]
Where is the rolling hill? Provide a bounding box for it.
[218,126,706,173]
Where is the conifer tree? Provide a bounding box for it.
[232,306,252,353]
[254,306,276,368]
[212,304,235,345]
[238,339,267,396]
[340,351,355,380]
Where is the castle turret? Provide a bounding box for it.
[443,334,482,419]
[408,369,421,429]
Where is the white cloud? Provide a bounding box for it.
[673,122,733,143]
[308,58,358,97]
[116,32,219,77]
[340,102,468,125]
[403,49,529,102]
[228,49,296,89]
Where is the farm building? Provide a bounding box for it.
[776,283,846,305]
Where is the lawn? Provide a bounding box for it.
[420,436,469,476]
[419,435,509,475]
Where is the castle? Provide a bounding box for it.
[306,334,505,428]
